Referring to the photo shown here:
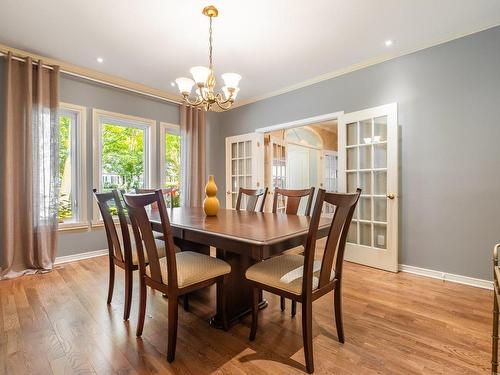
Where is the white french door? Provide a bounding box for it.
[322,150,338,213]
[225,133,264,209]
[338,103,398,272]
[269,138,287,212]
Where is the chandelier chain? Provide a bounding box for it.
[208,16,213,69]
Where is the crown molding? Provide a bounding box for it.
[0,43,182,105]
[232,22,500,110]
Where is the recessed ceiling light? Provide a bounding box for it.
[385,40,393,47]
[170,82,176,87]
[97,57,104,63]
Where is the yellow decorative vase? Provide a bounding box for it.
[203,175,220,216]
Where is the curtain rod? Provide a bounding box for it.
[0,51,182,106]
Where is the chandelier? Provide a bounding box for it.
[175,5,241,111]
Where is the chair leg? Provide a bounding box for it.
[291,301,297,317]
[136,278,147,337]
[123,268,133,321]
[167,296,179,363]
[280,296,285,311]
[217,276,229,331]
[492,291,499,373]
[334,284,345,344]
[302,300,314,374]
[183,294,190,312]
[107,259,115,304]
[249,287,259,341]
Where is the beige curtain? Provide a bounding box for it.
[1,52,60,279]
[180,105,206,207]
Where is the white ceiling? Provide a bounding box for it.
[1,0,499,104]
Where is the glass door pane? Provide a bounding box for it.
[345,116,388,248]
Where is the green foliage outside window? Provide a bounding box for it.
[165,132,181,207]
[102,123,145,191]
[58,115,72,221]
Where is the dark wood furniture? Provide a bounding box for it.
[492,243,500,373]
[246,188,361,373]
[123,191,231,362]
[136,187,174,208]
[272,187,315,314]
[235,187,268,212]
[92,189,139,320]
[148,207,332,328]
[272,187,315,216]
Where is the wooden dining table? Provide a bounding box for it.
[149,207,332,328]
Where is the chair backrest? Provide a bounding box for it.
[123,190,178,289]
[136,188,173,209]
[272,187,315,216]
[235,187,268,212]
[302,188,361,295]
[92,189,132,265]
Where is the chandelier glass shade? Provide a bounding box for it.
[175,5,241,111]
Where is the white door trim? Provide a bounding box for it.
[255,111,343,133]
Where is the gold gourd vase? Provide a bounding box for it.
[203,175,220,216]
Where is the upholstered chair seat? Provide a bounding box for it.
[246,254,335,295]
[145,251,231,288]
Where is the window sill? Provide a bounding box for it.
[58,222,91,232]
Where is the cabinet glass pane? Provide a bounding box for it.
[347,172,357,193]
[374,223,387,249]
[245,141,251,157]
[238,176,244,189]
[373,171,387,195]
[238,142,244,157]
[347,222,357,244]
[246,176,252,187]
[347,122,357,146]
[359,145,371,169]
[359,171,371,195]
[360,119,372,143]
[231,143,237,158]
[374,116,387,142]
[374,143,387,168]
[232,177,237,191]
[232,193,237,208]
[238,159,244,174]
[359,197,372,221]
[360,222,371,246]
[374,197,387,222]
[347,148,357,170]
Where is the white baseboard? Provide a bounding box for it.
[399,264,493,290]
[54,249,108,265]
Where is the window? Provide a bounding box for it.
[160,123,181,207]
[93,109,156,221]
[58,103,87,227]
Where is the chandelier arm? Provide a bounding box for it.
[215,95,233,110]
[215,92,233,105]
[184,95,203,107]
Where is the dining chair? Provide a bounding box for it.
[123,190,232,362]
[93,189,166,320]
[272,187,315,314]
[136,187,175,208]
[235,187,268,212]
[245,188,361,373]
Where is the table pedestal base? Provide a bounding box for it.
[209,299,268,329]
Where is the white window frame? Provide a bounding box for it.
[159,122,181,188]
[92,108,156,223]
[58,102,88,231]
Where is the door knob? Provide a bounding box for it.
[226,191,231,195]
[387,193,395,200]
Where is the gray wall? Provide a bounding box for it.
[213,26,500,280]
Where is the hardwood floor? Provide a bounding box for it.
[0,254,492,374]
